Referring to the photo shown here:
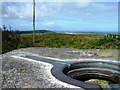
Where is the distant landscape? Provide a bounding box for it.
[18,30,119,35]
[18,30,56,34]
[58,31,119,35]
[2,28,120,54]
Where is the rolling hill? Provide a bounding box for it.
[18,30,56,34]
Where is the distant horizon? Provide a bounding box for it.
[17,29,119,33]
[2,27,119,32]
[1,1,118,32]
[0,26,118,33]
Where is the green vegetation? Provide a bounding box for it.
[18,33,120,49]
[2,26,120,54]
[85,79,109,88]
[2,30,20,53]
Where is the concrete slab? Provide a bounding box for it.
[1,47,119,89]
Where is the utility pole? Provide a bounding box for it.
[33,0,35,45]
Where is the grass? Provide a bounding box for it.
[18,33,120,49]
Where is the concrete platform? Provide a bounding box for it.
[0,47,119,89]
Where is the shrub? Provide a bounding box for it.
[2,30,20,53]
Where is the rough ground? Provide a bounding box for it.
[0,47,119,89]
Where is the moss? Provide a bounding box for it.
[85,79,109,88]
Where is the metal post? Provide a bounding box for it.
[33,0,35,45]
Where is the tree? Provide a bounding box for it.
[33,0,35,45]
[3,25,7,31]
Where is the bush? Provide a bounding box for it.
[95,34,120,49]
[2,28,20,53]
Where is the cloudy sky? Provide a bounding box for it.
[1,0,118,32]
